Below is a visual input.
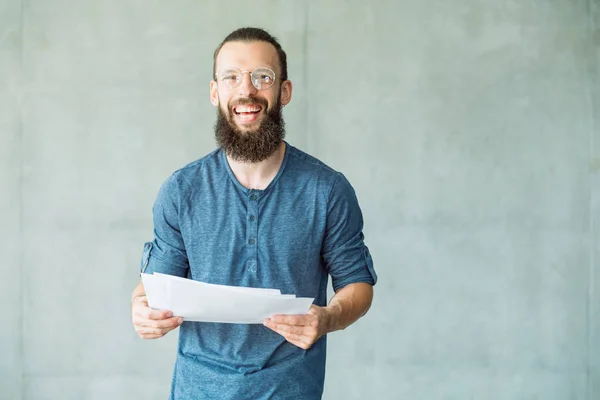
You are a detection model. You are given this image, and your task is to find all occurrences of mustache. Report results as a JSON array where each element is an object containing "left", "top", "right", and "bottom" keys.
[{"left": 229, "top": 97, "right": 268, "bottom": 110}]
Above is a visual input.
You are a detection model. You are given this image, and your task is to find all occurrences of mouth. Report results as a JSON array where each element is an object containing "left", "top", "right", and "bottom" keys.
[{"left": 232, "top": 104, "right": 264, "bottom": 124}]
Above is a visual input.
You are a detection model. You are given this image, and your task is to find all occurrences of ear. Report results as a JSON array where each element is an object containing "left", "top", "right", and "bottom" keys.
[
  {"left": 280, "top": 80, "right": 293, "bottom": 107},
  {"left": 210, "top": 80, "right": 219, "bottom": 107}
]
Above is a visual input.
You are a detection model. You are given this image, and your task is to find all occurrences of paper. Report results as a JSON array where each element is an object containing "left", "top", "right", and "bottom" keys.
[{"left": 141, "top": 272, "right": 314, "bottom": 324}]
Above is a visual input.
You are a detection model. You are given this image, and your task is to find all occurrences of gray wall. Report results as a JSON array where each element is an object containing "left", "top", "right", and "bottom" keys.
[{"left": 1, "top": 1, "right": 599, "bottom": 399}]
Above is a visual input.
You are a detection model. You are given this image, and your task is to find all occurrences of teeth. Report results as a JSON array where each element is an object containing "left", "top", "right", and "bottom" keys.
[{"left": 236, "top": 106, "right": 260, "bottom": 113}]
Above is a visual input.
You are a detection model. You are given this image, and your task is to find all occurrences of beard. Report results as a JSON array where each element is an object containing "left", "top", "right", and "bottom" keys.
[{"left": 214, "top": 95, "right": 286, "bottom": 163}]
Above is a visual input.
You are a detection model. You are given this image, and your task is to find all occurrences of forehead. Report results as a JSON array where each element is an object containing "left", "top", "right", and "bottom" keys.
[{"left": 216, "top": 41, "right": 280, "bottom": 73}]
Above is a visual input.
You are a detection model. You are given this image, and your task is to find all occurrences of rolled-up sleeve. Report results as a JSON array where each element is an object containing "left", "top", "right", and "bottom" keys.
[
  {"left": 140, "top": 175, "right": 189, "bottom": 277},
  {"left": 322, "top": 173, "right": 377, "bottom": 292}
]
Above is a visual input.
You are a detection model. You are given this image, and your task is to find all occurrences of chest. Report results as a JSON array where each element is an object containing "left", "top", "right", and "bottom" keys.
[{"left": 178, "top": 183, "right": 329, "bottom": 290}]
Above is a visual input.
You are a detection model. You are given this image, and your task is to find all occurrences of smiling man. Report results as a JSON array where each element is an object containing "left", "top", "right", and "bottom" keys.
[{"left": 131, "top": 27, "right": 377, "bottom": 400}]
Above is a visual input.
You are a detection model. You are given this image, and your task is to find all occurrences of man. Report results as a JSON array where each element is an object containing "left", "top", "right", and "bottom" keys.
[{"left": 131, "top": 27, "right": 377, "bottom": 400}]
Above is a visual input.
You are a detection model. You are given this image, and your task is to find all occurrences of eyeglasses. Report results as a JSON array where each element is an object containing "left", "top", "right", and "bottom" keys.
[{"left": 215, "top": 67, "right": 280, "bottom": 90}]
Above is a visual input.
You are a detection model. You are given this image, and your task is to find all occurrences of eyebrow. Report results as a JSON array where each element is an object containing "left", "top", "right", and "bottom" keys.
[{"left": 219, "top": 66, "right": 275, "bottom": 73}]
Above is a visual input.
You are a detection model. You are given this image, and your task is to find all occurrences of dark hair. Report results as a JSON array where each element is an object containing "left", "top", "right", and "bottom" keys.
[{"left": 213, "top": 27, "right": 288, "bottom": 81}]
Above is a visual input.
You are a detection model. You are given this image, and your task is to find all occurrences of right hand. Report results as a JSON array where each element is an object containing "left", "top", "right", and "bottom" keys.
[{"left": 132, "top": 295, "right": 183, "bottom": 339}]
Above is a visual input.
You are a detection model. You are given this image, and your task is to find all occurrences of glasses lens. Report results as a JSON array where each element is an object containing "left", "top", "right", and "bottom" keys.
[
  {"left": 220, "top": 70, "right": 242, "bottom": 89},
  {"left": 251, "top": 68, "right": 275, "bottom": 90}
]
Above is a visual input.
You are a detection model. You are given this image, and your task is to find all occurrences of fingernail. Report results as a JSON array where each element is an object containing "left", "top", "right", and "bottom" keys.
[
  {"left": 178, "top": 317, "right": 183, "bottom": 324},
  {"left": 166, "top": 311, "right": 173, "bottom": 317}
]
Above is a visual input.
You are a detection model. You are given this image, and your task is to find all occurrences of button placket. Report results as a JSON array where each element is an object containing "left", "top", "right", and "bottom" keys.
[{"left": 246, "top": 190, "right": 259, "bottom": 273}]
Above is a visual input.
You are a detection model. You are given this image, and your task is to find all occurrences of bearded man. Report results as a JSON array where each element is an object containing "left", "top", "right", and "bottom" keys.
[{"left": 130, "top": 27, "right": 377, "bottom": 400}]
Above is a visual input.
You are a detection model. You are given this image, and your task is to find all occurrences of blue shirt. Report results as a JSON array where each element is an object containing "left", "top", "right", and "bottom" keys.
[{"left": 141, "top": 142, "right": 377, "bottom": 400}]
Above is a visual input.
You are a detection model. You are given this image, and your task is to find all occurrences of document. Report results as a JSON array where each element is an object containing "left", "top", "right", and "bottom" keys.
[{"left": 141, "top": 272, "right": 314, "bottom": 324}]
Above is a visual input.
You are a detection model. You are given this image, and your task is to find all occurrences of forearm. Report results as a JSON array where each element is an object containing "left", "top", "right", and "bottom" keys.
[{"left": 324, "top": 282, "right": 373, "bottom": 333}]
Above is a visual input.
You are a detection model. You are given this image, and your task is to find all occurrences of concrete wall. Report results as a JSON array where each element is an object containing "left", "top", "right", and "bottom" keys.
[
  {"left": 590, "top": 0, "right": 600, "bottom": 397},
  {"left": 1, "top": 1, "right": 598, "bottom": 399}
]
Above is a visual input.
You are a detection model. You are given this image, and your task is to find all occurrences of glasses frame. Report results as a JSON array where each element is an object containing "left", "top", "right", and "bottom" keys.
[{"left": 214, "top": 67, "right": 282, "bottom": 91}]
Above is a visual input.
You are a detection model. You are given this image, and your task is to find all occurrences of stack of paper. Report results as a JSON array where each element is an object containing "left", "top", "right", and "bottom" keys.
[{"left": 141, "top": 272, "right": 314, "bottom": 324}]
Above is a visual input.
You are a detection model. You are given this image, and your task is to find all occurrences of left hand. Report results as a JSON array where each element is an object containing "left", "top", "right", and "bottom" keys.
[{"left": 263, "top": 305, "right": 330, "bottom": 350}]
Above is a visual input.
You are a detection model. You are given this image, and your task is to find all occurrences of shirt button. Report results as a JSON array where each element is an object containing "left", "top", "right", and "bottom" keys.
[
  {"left": 249, "top": 215, "right": 255, "bottom": 221},
  {"left": 249, "top": 194, "right": 257, "bottom": 201},
  {"left": 248, "top": 238, "right": 255, "bottom": 245}
]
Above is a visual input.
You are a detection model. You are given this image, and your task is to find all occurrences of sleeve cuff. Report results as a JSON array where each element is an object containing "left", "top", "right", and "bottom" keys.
[
  {"left": 331, "top": 264, "right": 377, "bottom": 292},
  {"left": 140, "top": 241, "right": 188, "bottom": 277}
]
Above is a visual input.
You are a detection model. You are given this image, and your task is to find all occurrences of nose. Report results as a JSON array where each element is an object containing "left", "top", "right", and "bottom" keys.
[{"left": 236, "top": 71, "right": 258, "bottom": 97}]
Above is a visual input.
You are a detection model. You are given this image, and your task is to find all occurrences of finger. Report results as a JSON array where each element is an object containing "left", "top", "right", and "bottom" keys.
[
  {"left": 264, "top": 323, "right": 309, "bottom": 343},
  {"left": 264, "top": 321, "right": 305, "bottom": 336},
  {"left": 141, "top": 335, "right": 162, "bottom": 340},
  {"left": 133, "top": 314, "right": 181, "bottom": 329},
  {"left": 287, "top": 339, "right": 312, "bottom": 350},
  {"left": 134, "top": 306, "right": 173, "bottom": 321},
  {"left": 268, "top": 314, "right": 311, "bottom": 326},
  {"left": 139, "top": 331, "right": 166, "bottom": 340},
  {"left": 275, "top": 330, "right": 313, "bottom": 350},
  {"left": 136, "top": 324, "right": 178, "bottom": 337},
  {"left": 139, "top": 316, "right": 183, "bottom": 329},
  {"left": 278, "top": 331, "right": 306, "bottom": 343},
  {"left": 137, "top": 327, "right": 164, "bottom": 336},
  {"left": 136, "top": 326, "right": 163, "bottom": 337},
  {"left": 263, "top": 322, "right": 294, "bottom": 338},
  {"left": 155, "top": 316, "right": 184, "bottom": 329}
]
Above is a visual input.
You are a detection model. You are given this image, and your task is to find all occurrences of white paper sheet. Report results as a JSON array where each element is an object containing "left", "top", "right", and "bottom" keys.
[
  {"left": 153, "top": 272, "right": 284, "bottom": 295},
  {"left": 140, "top": 273, "right": 170, "bottom": 310},
  {"left": 141, "top": 273, "right": 314, "bottom": 324}
]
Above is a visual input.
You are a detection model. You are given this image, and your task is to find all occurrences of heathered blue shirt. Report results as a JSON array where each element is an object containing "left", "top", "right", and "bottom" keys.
[{"left": 140, "top": 142, "right": 377, "bottom": 400}]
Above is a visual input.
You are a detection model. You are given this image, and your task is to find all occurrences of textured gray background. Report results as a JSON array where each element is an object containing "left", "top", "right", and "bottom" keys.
[{"left": 1, "top": 0, "right": 599, "bottom": 399}]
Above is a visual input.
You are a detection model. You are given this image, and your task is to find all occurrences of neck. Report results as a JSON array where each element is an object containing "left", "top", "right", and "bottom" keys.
[{"left": 226, "top": 142, "right": 286, "bottom": 190}]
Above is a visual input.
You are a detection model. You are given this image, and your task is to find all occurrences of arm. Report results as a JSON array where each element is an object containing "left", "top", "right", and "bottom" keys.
[
  {"left": 323, "top": 282, "right": 373, "bottom": 333},
  {"left": 264, "top": 174, "right": 377, "bottom": 349},
  {"left": 131, "top": 175, "right": 189, "bottom": 339},
  {"left": 264, "top": 283, "right": 374, "bottom": 349}
]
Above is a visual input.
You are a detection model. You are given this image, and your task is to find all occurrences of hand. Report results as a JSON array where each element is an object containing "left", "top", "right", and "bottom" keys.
[
  {"left": 131, "top": 295, "right": 183, "bottom": 339},
  {"left": 263, "top": 305, "right": 330, "bottom": 350}
]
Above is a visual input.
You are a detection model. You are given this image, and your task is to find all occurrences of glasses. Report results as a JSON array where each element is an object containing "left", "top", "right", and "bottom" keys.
[{"left": 215, "top": 67, "right": 280, "bottom": 90}]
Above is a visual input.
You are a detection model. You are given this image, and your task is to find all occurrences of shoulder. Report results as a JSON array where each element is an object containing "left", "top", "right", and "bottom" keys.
[
  {"left": 158, "top": 148, "right": 221, "bottom": 197},
  {"left": 285, "top": 144, "right": 337, "bottom": 175},
  {"left": 285, "top": 143, "right": 354, "bottom": 198},
  {"left": 285, "top": 143, "right": 345, "bottom": 186}
]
